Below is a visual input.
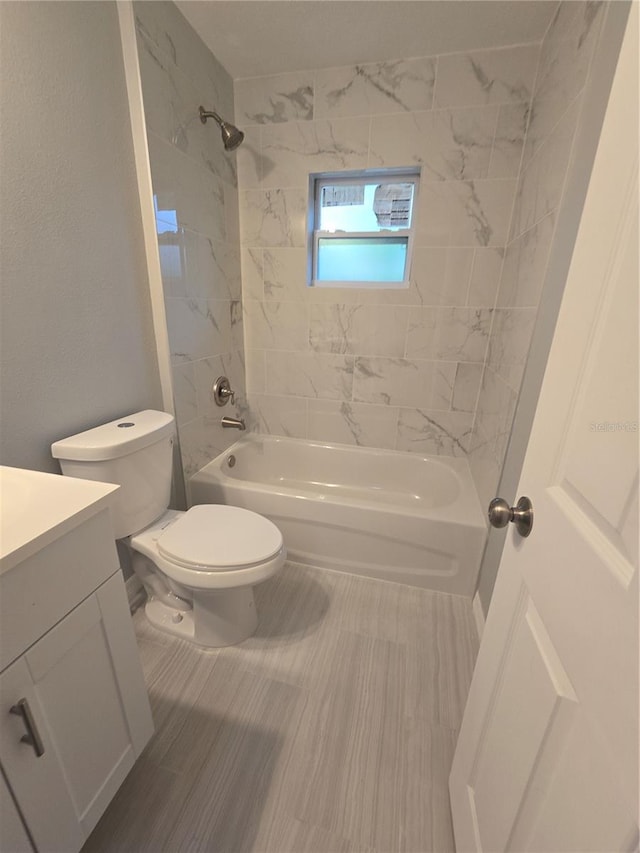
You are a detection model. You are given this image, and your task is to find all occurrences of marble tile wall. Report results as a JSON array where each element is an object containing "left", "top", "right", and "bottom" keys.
[
  {"left": 134, "top": 2, "right": 245, "bottom": 479},
  {"left": 468, "top": 0, "right": 607, "bottom": 509},
  {"left": 235, "top": 43, "right": 540, "bottom": 457}
]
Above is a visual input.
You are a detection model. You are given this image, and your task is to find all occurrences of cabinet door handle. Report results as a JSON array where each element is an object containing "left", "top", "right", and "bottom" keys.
[{"left": 10, "top": 698, "right": 45, "bottom": 757}]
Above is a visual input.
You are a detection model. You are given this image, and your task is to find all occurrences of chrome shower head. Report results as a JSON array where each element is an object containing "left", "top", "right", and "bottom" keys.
[{"left": 199, "top": 106, "right": 245, "bottom": 151}]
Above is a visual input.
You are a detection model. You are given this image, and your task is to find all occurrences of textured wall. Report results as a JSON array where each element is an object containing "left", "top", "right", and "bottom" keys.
[
  {"left": 235, "top": 44, "right": 539, "bottom": 455},
  {"left": 0, "top": 1, "right": 161, "bottom": 474},
  {"left": 468, "top": 1, "right": 610, "bottom": 513},
  {"left": 134, "top": 1, "right": 245, "bottom": 479}
]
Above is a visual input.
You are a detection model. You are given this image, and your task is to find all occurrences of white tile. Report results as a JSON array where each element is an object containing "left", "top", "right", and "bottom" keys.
[
  {"left": 353, "top": 357, "right": 455, "bottom": 410},
  {"left": 245, "top": 349, "right": 266, "bottom": 394},
  {"left": 266, "top": 351, "right": 354, "bottom": 400},
  {"left": 309, "top": 304, "right": 409, "bottom": 357},
  {"left": 307, "top": 399, "right": 399, "bottom": 449},
  {"left": 261, "top": 117, "right": 369, "bottom": 188},
  {"left": 172, "top": 362, "right": 198, "bottom": 426},
  {"left": 434, "top": 44, "right": 539, "bottom": 108},
  {"left": 263, "top": 248, "right": 308, "bottom": 300},
  {"left": 467, "top": 416, "right": 501, "bottom": 511},
  {"left": 497, "top": 213, "right": 555, "bottom": 308},
  {"left": 451, "top": 363, "right": 483, "bottom": 413},
  {"left": 488, "top": 103, "right": 529, "bottom": 179},
  {"left": 415, "top": 179, "right": 517, "bottom": 247},
  {"left": 149, "top": 132, "right": 226, "bottom": 242},
  {"left": 243, "top": 300, "right": 310, "bottom": 351},
  {"left": 474, "top": 366, "right": 519, "bottom": 462},
  {"left": 134, "top": 3, "right": 234, "bottom": 125},
  {"left": 239, "top": 189, "right": 307, "bottom": 247},
  {"left": 247, "top": 394, "right": 308, "bottom": 438},
  {"left": 235, "top": 72, "right": 314, "bottom": 126},
  {"left": 396, "top": 409, "right": 473, "bottom": 456},
  {"left": 235, "top": 125, "right": 262, "bottom": 188},
  {"left": 370, "top": 106, "right": 497, "bottom": 180},
  {"left": 165, "top": 297, "right": 231, "bottom": 363},
  {"left": 467, "top": 248, "right": 504, "bottom": 307},
  {"left": 410, "top": 248, "right": 474, "bottom": 306},
  {"left": 406, "top": 307, "right": 491, "bottom": 362},
  {"left": 316, "top": 57, "right": 436, "bottom": 118},
  {"left": 487, "top": 307, "right": 537, "bottom": 391},
  {"left": 178, "top": 415, "right": 235, "bottom": 478},
  {"left": 136, "top": 34, "right": 238, "bottom": 189},
  {"left": 241, "top": 248, "right": 264, "bottom": 301},
  {"left": 525, "top": 1, "right": 604, "bottom": 164},
  {"left": 510, "top": 99, "right": 578, "bottom": 240}
]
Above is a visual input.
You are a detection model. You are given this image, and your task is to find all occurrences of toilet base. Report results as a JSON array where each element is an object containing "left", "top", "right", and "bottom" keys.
[{"left": 144, "top": 585, "right": 258, "bottom": 648}]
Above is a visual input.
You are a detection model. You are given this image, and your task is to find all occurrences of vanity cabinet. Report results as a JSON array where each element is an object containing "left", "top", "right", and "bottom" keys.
[{"left": 0, "top": 467, "right": 154, "bottom": 853}]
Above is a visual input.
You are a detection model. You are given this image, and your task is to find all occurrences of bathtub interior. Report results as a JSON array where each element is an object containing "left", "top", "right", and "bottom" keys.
[{"left": 215, "top": 435, "right": 465, "bottom": 511}]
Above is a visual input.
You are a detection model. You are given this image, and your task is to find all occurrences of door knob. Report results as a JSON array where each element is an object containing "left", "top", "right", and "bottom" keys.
[{"left": 488, "top": 496, "right": 534, "bottom": 537}]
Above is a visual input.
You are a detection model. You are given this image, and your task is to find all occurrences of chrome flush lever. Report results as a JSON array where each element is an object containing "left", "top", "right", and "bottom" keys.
[{"left": 10, "top": 698, "right": 45, "bottom": 757}]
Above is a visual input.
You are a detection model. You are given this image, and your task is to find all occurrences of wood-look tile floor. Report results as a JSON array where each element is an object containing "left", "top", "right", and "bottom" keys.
[{"left": 83, "top": 563, "right": 478, "bottom": 853}]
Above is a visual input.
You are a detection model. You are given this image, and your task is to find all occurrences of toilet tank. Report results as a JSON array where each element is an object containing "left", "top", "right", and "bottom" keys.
[{"left": 51, "top": 410, "right": 175, "bottom": 539}]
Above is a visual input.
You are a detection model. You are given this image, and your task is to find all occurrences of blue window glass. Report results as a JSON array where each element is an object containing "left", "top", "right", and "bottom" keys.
[{"left": 317, "top": 237, "right": 408, "bottom": 282}]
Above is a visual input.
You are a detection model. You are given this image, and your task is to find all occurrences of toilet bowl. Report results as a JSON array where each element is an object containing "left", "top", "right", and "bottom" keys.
[
  {"left": 51, "top": 410, "right": 286, "bottom": 648},
  {"left": 129, "top": 505, "right": 285, "bottom": 646}
]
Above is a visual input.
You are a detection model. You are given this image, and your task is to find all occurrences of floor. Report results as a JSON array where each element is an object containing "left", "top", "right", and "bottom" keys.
[{"left": 83, "top": 562, "right": 479, "bottom": 853}]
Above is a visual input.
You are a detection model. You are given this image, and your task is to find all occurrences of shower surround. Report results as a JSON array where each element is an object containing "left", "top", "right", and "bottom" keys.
[
  {"left": 235, "top": 0, "right": 608, "bottom": 515},
  {"left": 132, "top": 0, "right": 608, "bottom": 528},
  {"left": 134, "top": 1, "right": 246, "bottom": 478},
  {"left": 234, "top": 43, "right": 540, "bottom": 464}
]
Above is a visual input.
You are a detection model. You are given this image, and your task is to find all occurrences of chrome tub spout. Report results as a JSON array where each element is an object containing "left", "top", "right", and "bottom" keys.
[{"left": 221, "top": 416, "right": 246, "bottom": 430}]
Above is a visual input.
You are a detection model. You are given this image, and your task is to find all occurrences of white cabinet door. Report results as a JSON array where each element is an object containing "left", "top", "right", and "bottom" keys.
[
  {"left": 0, "top": 573, "right": 153, "bottom": 852},
  {"left": 0, "top": 763, "right": 35, "bottom": 852},
  {"left": 449, "top": 10, "right": 638, "bottom": 852}
]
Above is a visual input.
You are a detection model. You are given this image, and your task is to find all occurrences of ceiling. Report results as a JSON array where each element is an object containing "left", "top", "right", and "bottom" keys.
[{"left": 176, "top": 1, "right": 557, "bottom": 80}]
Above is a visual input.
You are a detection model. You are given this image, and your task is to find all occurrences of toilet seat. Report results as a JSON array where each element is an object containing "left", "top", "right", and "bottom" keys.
[
  {"left": 157, "top": 505, "right": 283, "bottom": 571},
  {"left": 130, "top": 506, "right": 286, "bottom": 592}
]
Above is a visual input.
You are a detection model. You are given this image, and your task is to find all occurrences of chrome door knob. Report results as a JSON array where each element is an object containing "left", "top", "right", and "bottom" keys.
[{"left": 488, "top": 496, "right": 534, "bottom": 538}]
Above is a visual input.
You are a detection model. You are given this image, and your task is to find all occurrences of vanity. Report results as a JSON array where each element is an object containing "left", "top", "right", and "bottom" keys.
[{"left": 0, "top": 466, "right": 153, "bottom": 852}]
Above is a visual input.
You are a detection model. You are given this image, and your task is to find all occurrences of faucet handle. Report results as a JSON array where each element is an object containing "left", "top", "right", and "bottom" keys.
[{"left": 212, "top": 376, "right": 235, "bottom": 407}]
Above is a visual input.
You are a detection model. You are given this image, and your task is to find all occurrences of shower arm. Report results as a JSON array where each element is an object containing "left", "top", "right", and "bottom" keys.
[{"left": 199, "top": 107, "right": 223, "bottom": 127}]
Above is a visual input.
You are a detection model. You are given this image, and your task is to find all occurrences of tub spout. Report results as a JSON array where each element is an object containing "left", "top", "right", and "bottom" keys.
[{"left": 221, "top": 416, "right": 246, "bottom": 430}]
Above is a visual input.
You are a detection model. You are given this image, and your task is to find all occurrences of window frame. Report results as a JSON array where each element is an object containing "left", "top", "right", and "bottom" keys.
[{"left": 308, "top": 168, "right": 420, "bottom": 289}]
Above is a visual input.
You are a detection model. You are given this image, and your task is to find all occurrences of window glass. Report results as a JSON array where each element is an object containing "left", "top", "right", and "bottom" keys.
[{"left": 310, "top": 170, "right": 419, "bottom": 287}]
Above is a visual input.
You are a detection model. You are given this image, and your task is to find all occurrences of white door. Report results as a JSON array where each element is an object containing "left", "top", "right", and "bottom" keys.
[{"left": 449, "top": 9, "right": 638, "bottom": 852}]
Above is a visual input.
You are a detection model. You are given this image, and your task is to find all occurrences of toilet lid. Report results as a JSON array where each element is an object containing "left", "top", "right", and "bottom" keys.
[{"left": 157, "top": 505, "right": 283, "bottom": 570}]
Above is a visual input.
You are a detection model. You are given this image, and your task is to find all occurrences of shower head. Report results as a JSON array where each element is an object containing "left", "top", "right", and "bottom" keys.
[{"left": 199, "top": 106, "right": 245, "bottom": 151}]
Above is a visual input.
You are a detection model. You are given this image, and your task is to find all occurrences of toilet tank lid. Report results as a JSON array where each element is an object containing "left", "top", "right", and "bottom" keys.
[{"left": 51, "top": 410, "right": 175, "bottom": 462}]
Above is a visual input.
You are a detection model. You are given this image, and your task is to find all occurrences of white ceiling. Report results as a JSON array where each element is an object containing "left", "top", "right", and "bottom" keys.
[{"left": 176, "top": 1, "right": 556, "bottom": 80}]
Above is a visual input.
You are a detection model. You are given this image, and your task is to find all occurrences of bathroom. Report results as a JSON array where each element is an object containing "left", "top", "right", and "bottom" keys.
[{"left": 1, "top": 0, "right": 637, "bottom": 850}]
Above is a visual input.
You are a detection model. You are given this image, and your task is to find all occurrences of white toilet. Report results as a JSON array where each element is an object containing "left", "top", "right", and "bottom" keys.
[{"left": 51, "top": 410, "right": 285, "bottom": 647}]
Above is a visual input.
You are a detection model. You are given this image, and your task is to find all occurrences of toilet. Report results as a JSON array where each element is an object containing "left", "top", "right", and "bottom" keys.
[{"left": 51, "top": 410, "right": 285, "bottom": 647}]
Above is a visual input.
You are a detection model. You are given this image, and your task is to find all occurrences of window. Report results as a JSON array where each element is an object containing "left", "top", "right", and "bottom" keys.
[{"left": 309, "top": 169, "right": 419, "bottom": 288}]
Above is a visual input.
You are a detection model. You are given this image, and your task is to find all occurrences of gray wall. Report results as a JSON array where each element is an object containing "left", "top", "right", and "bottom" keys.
[{"left": 0, "top": 1, "right": 161, "bottom": 474}]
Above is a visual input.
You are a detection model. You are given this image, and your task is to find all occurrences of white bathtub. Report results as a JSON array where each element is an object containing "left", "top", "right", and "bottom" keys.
[{"left": 189, "top": 435, "right": 487, "bottom": 596}]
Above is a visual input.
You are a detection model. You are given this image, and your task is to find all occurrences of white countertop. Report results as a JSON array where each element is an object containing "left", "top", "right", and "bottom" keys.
[{"left": 0, "top": 466, "right": 119, "bottom": 574}]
